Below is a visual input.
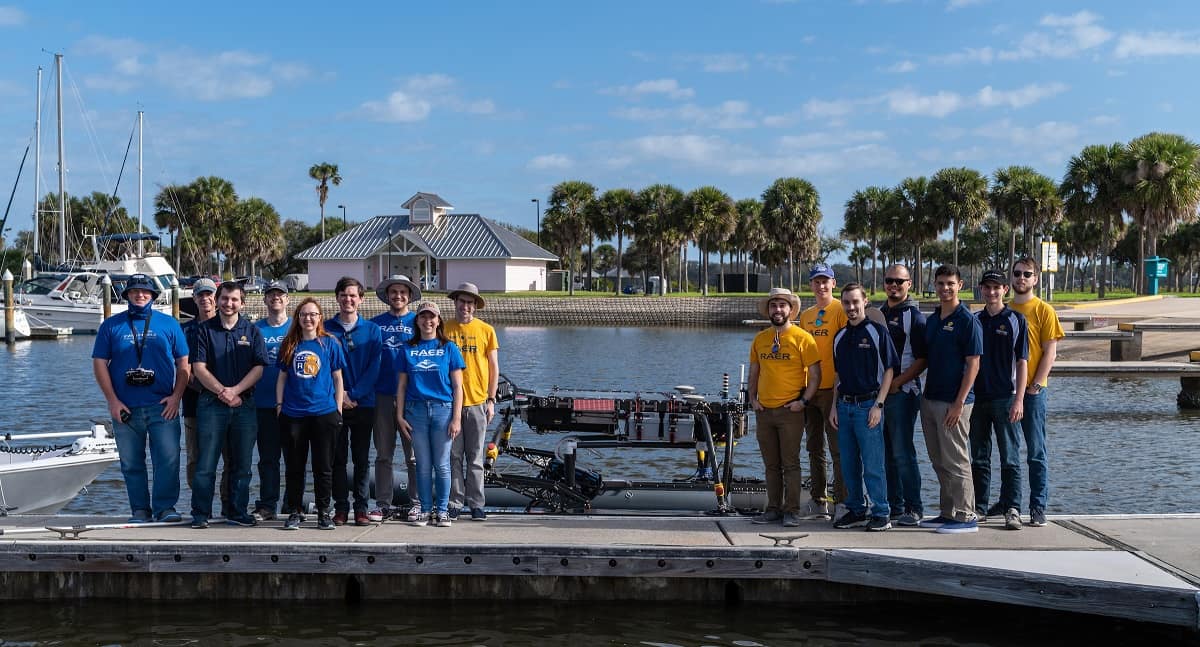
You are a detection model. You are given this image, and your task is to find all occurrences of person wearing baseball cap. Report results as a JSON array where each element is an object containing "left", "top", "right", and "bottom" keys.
[
  {"left": 250, "top": 281, "right": 291, "bottom": 521},
  {"left": 748, "top": 287, "right": 821, "bottom": 527},
  {"left": 799, "top": 262, "right": 849, "bottom": 522},
  {"left": 181, "top": 275, "right": 230, "bottom": 518},
  {"left": 370, "top": 275, "right": 423, "bottom": 522},
  {"left": 968, "top": 269, "right": 1029, "bottom": 532}
]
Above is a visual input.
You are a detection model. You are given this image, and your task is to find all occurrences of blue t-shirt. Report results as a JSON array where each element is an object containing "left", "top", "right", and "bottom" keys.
[
  {"left": 191, "top": 315, "right": 268, "bottom": 396},
  {"left": 974, "top": 307, "right": 1029, "bottom": 401},
  {"left": 879, "top": 299, "right": 927, "bottom": 395},
  {"left": 279, "top": 336, "right": 346, "bottom": 418},
  {"left": 253, "top": 317, "right": 291, "bottom": 409},
  {"left": 398, "top": 338, "right": 465, "bottom": 403},
  {"left": 923, "top": 303, "right": 984, "bottom": 404},
  {"left": 324, "top": 316, "right": 383, "bottom": 408},
  {"left": 92, "top": 310, "right": 189, "bottom": 409},
  {"left": 372, "top": 311, "right": 416, "bottom": 397},
  {"left": 832, "top": 320, "right": 901, "bottom": 397}
]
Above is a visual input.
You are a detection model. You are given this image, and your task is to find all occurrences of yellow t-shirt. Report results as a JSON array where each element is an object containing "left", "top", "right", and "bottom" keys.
[
  {"left": 1008, "top": 296, "right": 1064, "bottom": 387},
  {"left": 443, "top": 318, "right": 499, "bottom": 406},
  {"left": 799, "top": 300, "right": 847, "bottom": 389},
  {"left": 750, "top": 325, "right": 820, "bottom": 408}
]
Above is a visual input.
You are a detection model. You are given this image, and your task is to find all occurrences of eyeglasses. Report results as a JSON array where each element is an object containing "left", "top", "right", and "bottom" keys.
[
  {"left": 884, "top": 277, "right": 909, "bottom": 285},
  {"left": 298, "top": 312, "right": 321, "bottom": 319},
  {"left": 814, "top": 309, "right": 826, "bottom": 327},
  {"left": 1012, "top": 270, "right": 1035, "bottom": 278}
]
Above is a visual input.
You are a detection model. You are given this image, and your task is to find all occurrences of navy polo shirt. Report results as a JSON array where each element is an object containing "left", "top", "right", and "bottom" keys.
[
  {"left": 879, "top": 300, "right": 927, "bottom": 394},
  {"left": 325, "top": 316, "right": 384, "bottom": 407},
  {"left": 832, "top": 320, "right": 901, "bottom": 396},
  {"left": 192, "top": 315, "right": 268, "bottom": 393},
  {"left": 923, "top": 303, "right": 984, "bottom": 404},
  {"left": 974, "top": 306, "right": 1029, "bottom": 401},
  {"left": 181, "top": 317, "right": 205, "bottom": 417}
]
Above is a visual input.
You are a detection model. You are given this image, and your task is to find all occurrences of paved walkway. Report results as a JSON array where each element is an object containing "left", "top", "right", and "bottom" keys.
[{"left": 1057, "top": 296, "right": 1200, "bottom": 361}]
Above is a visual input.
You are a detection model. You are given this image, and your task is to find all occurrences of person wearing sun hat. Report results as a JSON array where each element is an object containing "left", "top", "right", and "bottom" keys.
[
  {"left": 799, "top": 262, "right": 849, "bottom": 522},
  {"left": 747, "top": 287, "right": 821, "bottom": 527},
  {"left": 370, "top": 275, "right": 423, "bottom": 522}
]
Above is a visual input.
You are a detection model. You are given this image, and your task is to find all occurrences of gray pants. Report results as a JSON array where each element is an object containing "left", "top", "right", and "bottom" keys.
[
  {"left": 450, "top": 403, "right": 489, "bottom": 510},
  {"left": 920, "top": 398, "right": 976, "bottom": 522},
  {"left": 373, "top": 394, "right": 419, "bottom": 509}
]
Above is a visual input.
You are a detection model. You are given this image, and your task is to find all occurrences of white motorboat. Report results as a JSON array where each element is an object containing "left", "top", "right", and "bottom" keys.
[
  {"left": 0, "top": 424, "right": 119, "bottom": 515},
  {"left": 10, "top": 268, "right": 176, "bottom": 334},
  {"left": 0, "top": 305, "right": 31, "bottom": 339}
]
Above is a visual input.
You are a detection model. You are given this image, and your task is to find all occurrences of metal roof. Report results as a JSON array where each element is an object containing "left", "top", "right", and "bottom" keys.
[
  {"left": 401, "top": 192, "right": 453, "bottom": 209},
  {"left": 297, "top": 213, "right": 558, "bottom": 262}
]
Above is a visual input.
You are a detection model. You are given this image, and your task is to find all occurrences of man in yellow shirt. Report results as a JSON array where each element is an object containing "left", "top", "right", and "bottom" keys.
[
  {"left": 443, "top": 282, "right": 500, "bottom": 522},
  {"left": 748, "top": 288, "right": 821, "bottom": 527},
  {"left": 799, "top": 263, "right": 848, "bottom": 520},
  {"left": 1007, "top": 257, "right": 1064, "bottom": 528}
]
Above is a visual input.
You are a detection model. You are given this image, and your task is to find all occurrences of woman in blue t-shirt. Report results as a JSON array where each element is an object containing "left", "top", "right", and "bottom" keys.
[
  {"left": 397, "top": 301, "right": 464, "bottom": 527},
  {"left": 275, "top": 297, "right": 345, "bottom": 531}
]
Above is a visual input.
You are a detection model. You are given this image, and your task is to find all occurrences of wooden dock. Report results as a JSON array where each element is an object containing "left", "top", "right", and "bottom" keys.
[{"left": 0, "top": 513, "right": 1196, "bottom": 632}]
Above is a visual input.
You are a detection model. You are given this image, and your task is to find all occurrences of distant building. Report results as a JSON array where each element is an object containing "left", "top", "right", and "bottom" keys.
[{"left": 297, "top": 192, "right": 558, "bottom": 291}]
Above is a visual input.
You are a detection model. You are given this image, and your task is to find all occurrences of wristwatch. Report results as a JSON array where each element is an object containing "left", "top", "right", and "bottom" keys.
[
  {"left": 875, "top": 402, "right": 884, "bottom": 410},
  {"left": 798, "top": 397, "right": 809, "bottom": 407}
]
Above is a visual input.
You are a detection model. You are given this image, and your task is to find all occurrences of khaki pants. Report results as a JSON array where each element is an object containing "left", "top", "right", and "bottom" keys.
[
  {"left": 919, "top": 398, "right": 976, "bottom": 522},
  {"left": 805, "top": 388, "right": 846, "bottom": 504},
  {"left": 755, "top": 406, "right": 806, "bottom": 514}
]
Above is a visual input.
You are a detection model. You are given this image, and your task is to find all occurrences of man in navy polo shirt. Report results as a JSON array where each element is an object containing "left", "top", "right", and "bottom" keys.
[
  {"left": 829, "top": 283, "right": 900, "bottom": 532},
  {"left": 918, "top": 264, "right": 983, "bottom": 534},
  {"left": 969, "top": 269, "right": 1028, "bottom": 531},
  {"left": 190, "top": 281, "right": 268, "bottom": 528},
  {"left": 370, "top": 275, "right": 421, "bottom": 522},
  {"left": 878, "top": 264, "right": 928, "bottom": 526},
  {"left": 92, "top": 274, "right": 190, "bottom": 523}
]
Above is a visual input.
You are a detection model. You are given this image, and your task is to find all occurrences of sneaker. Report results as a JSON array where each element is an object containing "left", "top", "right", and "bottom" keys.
[
  {"left": 751, "top": 510, "right": 783, "bottom": 524},
  {"left": 782, "top": 512, "right": 801, "bottom": 527},
  {"left": 1004, "top": 507, "right": 1022, "bottom": 531},
  {"left": 866, "top": 516, "right": 892, "bottom": 532},
  {"left": 354, "top": 511, "right": 371, "bottom": 526},
  {"left": 799, "top": 499, "right": 831, "bottom": 521},
  {"left": 190, "top": 516, "right": 209, "bottom": 529},
  {"left": 283, "top": 513, "right": 302, "bottom": 530},
  {"left": 435, "top": 512, "right": 452, "bottom": 528},
  {"left": 935, "top": 518, "right": 979, "bottom": 534},
  {"left": 897, "top": 511, "right": 922, "bottom": 527},
  {"left": 984, "top": 502, "right": 1005, "bottom": 520},
  {"left": 833, "top": 503, "right": 849, "bottom": 523},
  {"left": 833, "top": 510, "right": 868, "bottom": 529},
  {"left": 447, "top": 508, "right": 461, "bottom": 520},
  {"left": 918, "top": 515, "right": 955, "bottom": 529},
  {"left": 406, "top": 507, "right": 422, "bottom": 523},
  {"left": 410, "top": 511, "right": 430, "bottom": 527},
  {"left": 226, "top": 515, "right": 258, "bottom": 527},
  {"left": 317, "top": 513, "right": 335, "bottom": 530},
  {"left": 252, "top": 507, "right": 276, "bottom": 522},
  {"left": 889, "top": 510, "right": 903, "bottom": 521},
  {"left": 366, "top": 507, "right": 387, "bottom": 523},
  {"left": 470, "top": 507, "right": 487, "bottom": 521},
  {"left": 128, "top": 510, "right": 152, "bottom": 524},
  {"left": 332, "top": 510, "right": 348, "bottom": 526},
  {"left": 1029, "top": 507, "right": 1047, "bottom": 527},
  {"left": 156, "top": 509, "right": 182, "bottom": 523}
]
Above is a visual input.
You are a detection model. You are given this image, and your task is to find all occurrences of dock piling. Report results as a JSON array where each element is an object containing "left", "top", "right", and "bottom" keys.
[
  {"left": 3, "top": 269, "right": 13, "bottom": 345},
  {"left": 100, "top": 274, "right": 112, "bottom": 320},
  {"left": 1180, "top": 351, "right": 1200, "bottom": 410}
]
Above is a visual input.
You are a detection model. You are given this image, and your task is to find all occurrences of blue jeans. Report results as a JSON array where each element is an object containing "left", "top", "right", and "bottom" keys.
[
  {"left": 192, "top": 393, "right": 257, "bottom": 519},
  {"left": 112, "top": 403, "right": 181, "bottom": 518},
  {"left": 406, "top": 400, "right": 453, "bottom": 514},
  {"left": 255, "top": 408, "right": 283, "bottom": 513},
  {"left": 968, "top": 397, "right": 1023, "bottom": 513},
  {"left": 836, "top": 400, "right": 889, "bottom": 519},
  {"left": 1021, "top": 389, "right": 1049, "bottom": 511},
  {"left": 883, "top": 389, "right": 923, "bottom": 516}
]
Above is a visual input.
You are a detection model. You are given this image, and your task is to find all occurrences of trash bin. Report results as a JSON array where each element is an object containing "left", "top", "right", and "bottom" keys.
[{"left": 1143, "top": 256, "right": 1170, "bottom": 295}]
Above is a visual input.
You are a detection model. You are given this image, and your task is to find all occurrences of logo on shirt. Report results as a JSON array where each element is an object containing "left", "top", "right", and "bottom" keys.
[
  {"left": 413, "top": 359, "right": 439, "bottom": 371},
  {"left": 293, "top": 350, "right": 320, "bottom": 379},
  {"left": 810, "top": 329, "right": 829, "bottom": 336},
  {"left": 858, "top": 338, "right": 873, "bottom": 349},
  {"left": 759, "top": 351, "right": 792, "bottom": 360},
  {"left": 943, "top": 321, "right": 955, "bottom": 332},
  {"left": 384, "top": 336, "right": 408, "bottom": 349},
  {"left": 237, "top": 334, "right": 251, "bottom": 346},
  {"left": 995, "top": 324, "right": 1010, "bottom": 337}
]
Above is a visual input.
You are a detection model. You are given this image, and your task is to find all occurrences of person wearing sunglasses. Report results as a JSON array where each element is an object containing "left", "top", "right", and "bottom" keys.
[
  {"left": 748, "top": 288, "right": 821, "bottom": 527},
  {"left": 799, "top": 262, "right": 849, "bottom": 522},
  {"left": 1007, "top": 257, "right": 1064, "bottom": 528},
  {"left": 877, "top": 265, "right": 928, "bottom": 527}
]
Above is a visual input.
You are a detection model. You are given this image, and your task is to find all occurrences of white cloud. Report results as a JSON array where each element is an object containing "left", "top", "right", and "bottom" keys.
[
  {"left": 528, "top": 154, "right": 574, "bottom": 171},
  {"left": 999, "top": 11, "right": 1112, "bottom": 60},
  {"left": 885, "top": 89, "right": 964, "bottom": 117},
  {"left": 698, "top": 54, "right": 749, "bottom": 73},
  {"left": 1115, "top": 31, "right": 1200, "bottom": 58},
  {"left": 803, "top": 98, "right": 858, "bottom": 119},
  {"left": 359, "top": 74, "right": 495, "bottom": 122},
  {"left": 620, "top": 134, "right": 899, "bottom": 176},
  {"left": 359, "top": 90, "right": 432, "bottom": 122},
  {"left": 885, "top": 60, "right": 918, "bottom": 73},
  {"left": 0, "top": 6, "right": 26, "bottom": 26},
  {"left": 932, "top": 46, "right": 995, "bottom": 65},
  {"left": 778, "top": 130, "right": 886, "bottom": 149},
  {"left": 974, "top": 118, "right": 1080, "bottom": 147},
  {"left": 602, "top": 78, "right": 694, "bottom": 100},
  {"left": 613, "top": 100, "right": 757, "bottom": 129},
  {"left": 975, "top": 82, "right": 1068, "bottom": 108}
]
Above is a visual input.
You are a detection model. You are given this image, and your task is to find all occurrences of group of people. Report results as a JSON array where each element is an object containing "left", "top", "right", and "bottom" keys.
[
  {"left": 91, "top": 274, "right": 499, "bottom": 530},
  {"left": 749, "top": 258, "right": 1062, "bottom": 534}
]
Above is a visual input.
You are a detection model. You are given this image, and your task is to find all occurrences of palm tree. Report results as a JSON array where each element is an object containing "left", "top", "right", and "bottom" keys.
[
  {"left": 842, "top": 186, "right": 892, "bottom": 293},
  {"left": 229, "top": 197, "right": 284, "bottom": 276},
  {"left": 589, "top": 188, "right": 637, "bottom": 294},
  {"left": 731, "top": 198, "right": 766, "bottom": 292},
  {"left": 154, "top": 183, "right": 197, "bottom": 272},
  {"left": 685, "top": 186, "right": 737, "bottom": 296},
  {"left": 1060, "top": 144, "right": 1128, "bottom": 298},
  {"left": 760, "top": 178, "right": 822, "bottom": 290},
  {"left": 308, "top": 162, "right": 342, "bottom": 241},
  {"left": 896, "top": 176, "right": 937, "bottom": 291},
  {"left": 191, "top": 176, "right": 239, "bottom": 275},
  {"left": 1124, "top": 132, "right": 1200, "bottom": 293},
  {"left": 544, "top": 180, "right": 596, "bottom": 296},
  {"left": 635, "top": 184, "right": 685, "bottom": 295},
  {"left": 990, "top": 166, "right": 1063, "bottom": 272},
  {"left": 583, "top": 188, "right": 619, "bottom": 291},
  {"left": 930, "top": 167, "right": 990, "bottom": 267}
]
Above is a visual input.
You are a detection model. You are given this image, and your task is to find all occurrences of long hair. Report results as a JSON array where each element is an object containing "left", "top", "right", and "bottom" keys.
[
  {"left": 408, "top": 311, "right": 450, "bottom": 347},
  {"left": 280, "top": 297, "right": 331, "bottom": 365}
]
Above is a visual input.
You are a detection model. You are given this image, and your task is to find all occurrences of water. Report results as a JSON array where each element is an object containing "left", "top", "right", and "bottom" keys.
[{"left": 3, "top": 328, "right": 1200, "bottom": 645}]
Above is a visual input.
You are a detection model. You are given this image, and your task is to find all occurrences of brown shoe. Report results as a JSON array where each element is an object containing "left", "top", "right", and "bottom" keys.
[
  {"left": 332, "top": 510, "right": 348, "bottom": 526},
  {"left": 354, "top": 511, "right": 370, "bottom": 526}
]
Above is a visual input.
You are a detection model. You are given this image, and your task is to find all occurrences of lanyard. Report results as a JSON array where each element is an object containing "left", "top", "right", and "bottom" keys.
[{"left": 125, "top": 312, "right": 154, "bottom": 368}]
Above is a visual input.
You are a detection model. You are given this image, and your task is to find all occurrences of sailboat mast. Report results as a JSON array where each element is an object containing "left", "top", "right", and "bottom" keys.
[
  {"left": 137, "top": 110, "right": 143, "bottom": 257},
  {"left": 33, "top": 66, "right": 41, "bottom": 257},
  {"left": 55, "top": 53, "right": 66, "bottom": 264}
]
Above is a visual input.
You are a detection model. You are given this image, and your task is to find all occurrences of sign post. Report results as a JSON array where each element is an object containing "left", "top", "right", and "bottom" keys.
[{"left": 1041, "top": 240, "right": 1059, "bottom": 301}]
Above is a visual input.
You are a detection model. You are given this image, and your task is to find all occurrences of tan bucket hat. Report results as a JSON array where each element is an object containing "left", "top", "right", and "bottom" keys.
[
  {"left": 447, "top": 282, "right": 486, "bottom": 309},
  {"left": 758, "top": 287, "right": 800, "bottom": 319}
]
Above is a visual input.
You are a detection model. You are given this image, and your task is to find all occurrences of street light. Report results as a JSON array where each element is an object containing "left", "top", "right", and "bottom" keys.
[
  {"left": 338, "top": 204, "right": 347, "bottom": 228},
  {"left": 530, "top": 198, "right": 540, "bottom": 247}
]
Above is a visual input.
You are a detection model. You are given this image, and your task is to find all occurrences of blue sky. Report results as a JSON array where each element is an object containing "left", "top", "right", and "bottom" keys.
[{"left": 1, "top": 1, "right": 1198, "bottom": 258}]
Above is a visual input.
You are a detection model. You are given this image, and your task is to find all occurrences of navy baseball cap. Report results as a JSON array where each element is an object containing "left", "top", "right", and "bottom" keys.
[
  {"left": 979, "top": 269, "right": 1008, "bottom": 286},
  {"left": 808, "top": 263, "right": 835, "bottom": 280},
  {"left": 265, "top": 280, "right": 289, "bottom": 294}
]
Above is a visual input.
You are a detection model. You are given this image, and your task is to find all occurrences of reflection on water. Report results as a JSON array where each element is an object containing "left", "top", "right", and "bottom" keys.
[{"left": 4, "top": 327, "right": 1200, "bottom": 515}]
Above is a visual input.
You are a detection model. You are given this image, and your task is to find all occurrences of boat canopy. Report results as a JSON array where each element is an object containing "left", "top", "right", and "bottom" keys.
[{"left": 96, "top": 233, "right": 161, "bottom": 243}]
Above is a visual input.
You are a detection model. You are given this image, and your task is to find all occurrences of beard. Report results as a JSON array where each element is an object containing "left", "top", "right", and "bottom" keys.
[
  {"left": 770, "top": 312, "right": 788, "bottom": 326},
  {"left": 1012, "top": 283, "right": 1033, "bottom": 295}
]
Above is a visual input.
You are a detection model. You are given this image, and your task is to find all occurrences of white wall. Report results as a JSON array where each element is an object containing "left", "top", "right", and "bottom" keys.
[
  {"left": 444, "top": 260, "right": 509, "bottom": 292},
  {"left": 504, "top": 260, "right": 546, "bottom": 291}
]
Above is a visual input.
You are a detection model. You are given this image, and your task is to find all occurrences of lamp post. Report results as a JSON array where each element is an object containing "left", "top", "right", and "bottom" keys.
[
  {"left": 530, "top": 198, "right": 540, "bottom": 247},
  {"left": 338, "top": 204, "right": 346, "bottom": 228}
]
